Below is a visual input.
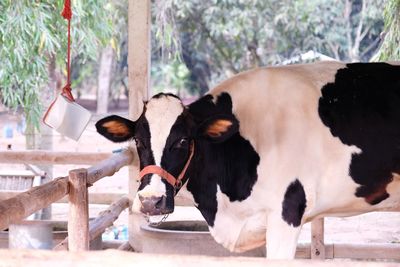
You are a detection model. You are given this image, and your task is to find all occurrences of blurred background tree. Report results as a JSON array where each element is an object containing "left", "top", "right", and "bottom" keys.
[
  {"left": 154, "top": 0, "right": 386, "bottom": 94},
  {"left": 373, "top": 0, "right": 400, "bottom": 61},
  {"left": 0, "top": 0, "right": 115, "bottom": 130},
  {"left": 1, "top": 0, "right": 399, "bottom": 137},
  {"left": 0, "top": 0, "right": 118, "bottom": 218}
]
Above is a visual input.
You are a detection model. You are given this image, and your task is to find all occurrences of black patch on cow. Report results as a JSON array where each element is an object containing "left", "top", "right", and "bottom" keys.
[
  {"left": 133, "top": 115, "right": 158, "bottom": 191},
  {"left": 186, "top": 93, "right": 260, "bottom": 226},
  {"left": 282, "top": 179, "right": 306, "bottom": 227},
  {"left": 161, "top": 114, "right": 194, "bottom": 178},
  {"left": 318, "top": 63, "right": 400, "bottom": 205},
  {"left": 160, "top": 113, "right": 194, "bottom": 200}
]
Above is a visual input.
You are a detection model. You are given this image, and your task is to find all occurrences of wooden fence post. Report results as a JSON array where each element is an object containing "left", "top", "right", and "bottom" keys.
[
  {"left": 311, "top": 218, "right": 325, "bottom": 259},
  {"left": 128, "top": 0, "right": 151, "bottom": 252},
  {"left": 68, "top": 169, "right": 89, "bottom": 251}
]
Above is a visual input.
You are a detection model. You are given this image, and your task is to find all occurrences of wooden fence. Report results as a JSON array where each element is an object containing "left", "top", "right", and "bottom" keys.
[
  {"left": 0, "top": 149, "right": 399, "bottom": 262},
  {"left": 0, "top": 149, "right": 134, "bottom": 251},
  {"left": 0, "top": 150, "right": 111, "bottom": 165}
]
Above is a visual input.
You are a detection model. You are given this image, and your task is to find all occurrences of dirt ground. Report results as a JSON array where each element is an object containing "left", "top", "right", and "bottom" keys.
[{"left": 0, "top": 100, "right": 399, "bottom": 245}]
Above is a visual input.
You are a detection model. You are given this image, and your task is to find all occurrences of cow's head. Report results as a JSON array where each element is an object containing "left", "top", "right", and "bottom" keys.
[{"left": 96, "top": 93, "right": 238, "bottom": 216}]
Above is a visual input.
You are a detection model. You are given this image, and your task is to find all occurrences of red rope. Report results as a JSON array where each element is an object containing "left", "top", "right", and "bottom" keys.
[{"left": 61, "top": 0, "right": 74, "bottom": 101}]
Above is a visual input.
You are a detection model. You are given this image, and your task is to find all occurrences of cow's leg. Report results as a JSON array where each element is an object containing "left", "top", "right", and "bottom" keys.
[{"left": 266, "top": 212, "right": 302, "bottom": 259}]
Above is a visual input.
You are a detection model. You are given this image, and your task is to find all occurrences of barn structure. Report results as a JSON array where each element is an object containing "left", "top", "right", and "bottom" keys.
[{"left": 0, "top": 0, "right": 399, "bottom": 266}]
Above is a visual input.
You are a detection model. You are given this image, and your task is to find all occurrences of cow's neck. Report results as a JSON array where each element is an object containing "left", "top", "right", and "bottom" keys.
[{"left": 186, "top": 133, "right": 260, "bottom": 226}]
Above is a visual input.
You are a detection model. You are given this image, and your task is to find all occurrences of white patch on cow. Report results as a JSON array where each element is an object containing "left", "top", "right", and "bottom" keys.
[
  {"left": 266, "top": 212, "right": 302, "bottom": 259},
  {"left": 136, "top": 96, "right": 184, "bottom": 198},
  {"left": 145, "top": 96, "right": 184, "bottom": 165},
  {"left": 208, "top": 186, "right": 267, "bottom": 252},
  {"left": 139, "top": 176, "right": 167, "bottom": 198},
  {"left": 133, "top": 176, "right": 167, "bottom": 213}
]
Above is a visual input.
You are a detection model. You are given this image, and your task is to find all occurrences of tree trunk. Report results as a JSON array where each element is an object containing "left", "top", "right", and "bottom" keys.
[
  {"left": 97, "top": 46, "right": 114, "bottom": 114},
  {"left": 181, "top": 33, "right": 211, "bottom": 96},
  {"left": 25, "top": 124, "right": 35, "bottom": 150},
  {"left": 35, "top": 54, "right": 57, "bottom": 220}
]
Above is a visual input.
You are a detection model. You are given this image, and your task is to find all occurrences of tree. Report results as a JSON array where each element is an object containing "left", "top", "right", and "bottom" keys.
[
  {"left": 97, "top": 45, "right": 114, "bottom": 114},
  {"left": 373, "top": 0, "right": 400, "bottom": 60},
  {"left": 153, "top": 0, "right": 385, "bottom": 95},
  {"left": 0, "top": 0, "right": 115, "bottom": 219},
  {"left": 0, "top": 0, "right": 114, "bottom": 129}
]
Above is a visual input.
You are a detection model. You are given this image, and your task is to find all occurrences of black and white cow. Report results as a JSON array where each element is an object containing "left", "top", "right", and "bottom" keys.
[{"left": 96, "top": 61, "right": 400, "bottom": 259}]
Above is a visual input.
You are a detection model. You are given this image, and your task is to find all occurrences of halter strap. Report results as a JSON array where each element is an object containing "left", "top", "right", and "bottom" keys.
[{"left": 138, "top": 141, "right": 195, "bottom": 188}]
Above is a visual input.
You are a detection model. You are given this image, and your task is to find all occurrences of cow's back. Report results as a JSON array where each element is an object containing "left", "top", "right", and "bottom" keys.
[{"left": 208, "top": 61, "right": 400, "bottom": 218}]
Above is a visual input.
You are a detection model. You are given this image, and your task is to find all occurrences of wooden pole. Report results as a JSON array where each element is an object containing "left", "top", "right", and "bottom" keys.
[
  {"left": 128, "top": 0, "right": 151, "bottom": 252},
  {"left": 0, "top": 151, "right": 111, "bottom": 165},
  {"left": 87, "top": 149, "right": 133, "bottom": 185},
  {"left": 0, "top": 191, "right": 125, "bottom": 204},
  {"left": 54, "top": 197, "right": 130, "bottom": 251},
  {"left": 118, "top": 241, "right": 134, "bottom": 251},
  {"left": 68, "top": 169, "right": 89, "bottom": 251},
  {"left": 311, "top": 218, "right": 325, "bottom": 259},
  {"left": 0, "top": 177, "right": 69, "bottom": 230}
]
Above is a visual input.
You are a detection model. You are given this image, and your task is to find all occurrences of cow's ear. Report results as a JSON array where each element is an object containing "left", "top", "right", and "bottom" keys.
[
  {"left": 96, "top": 115, "right": 135, "bottom": 143},
  {"left": 199, "top": 114, "right": 239, "bottom": 142}
]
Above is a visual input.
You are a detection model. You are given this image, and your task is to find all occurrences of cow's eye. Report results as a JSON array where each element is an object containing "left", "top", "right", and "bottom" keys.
[
  {"left": 134, "top": 137, "right": 145, "bottom": 148},
  {"left": 173, "top": 137, "right": 188, "bottom": 149}
]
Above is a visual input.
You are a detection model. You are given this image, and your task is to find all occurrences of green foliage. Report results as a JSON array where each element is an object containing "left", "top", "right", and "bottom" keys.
[
  {"left": 0, "top": 0, "right": 113, "bottom": 128},
  {"left": 151, "top": 59, "right": 190, "bottom": 96},
  {"left": 373, "top": 0, "right": 400, "bottom": 60},
  {"left": 153, "top": 0, "right": 385, "bottom": 94}
]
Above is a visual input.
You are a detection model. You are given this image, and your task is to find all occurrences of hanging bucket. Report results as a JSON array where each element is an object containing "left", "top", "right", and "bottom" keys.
[
  {"left": 43, "top": 92, "right": 91, "bottom": 141},
  {"left": 43, "top": 0, "right": 91, "bottom": 141}
]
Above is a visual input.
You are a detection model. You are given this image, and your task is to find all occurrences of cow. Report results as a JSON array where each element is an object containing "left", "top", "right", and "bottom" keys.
[{"left": 96, "top": 61, "right": 400, "bottom": 259}]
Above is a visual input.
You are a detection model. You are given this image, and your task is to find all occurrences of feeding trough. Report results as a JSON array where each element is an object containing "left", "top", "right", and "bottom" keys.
[{"left": 140, "top": 220, "right": 265, "bottom": 257}]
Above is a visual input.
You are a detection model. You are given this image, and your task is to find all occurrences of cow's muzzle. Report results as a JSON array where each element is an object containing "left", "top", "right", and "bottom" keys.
[{"left": 139, "top": 195, "right": 172, "bottom": 216}]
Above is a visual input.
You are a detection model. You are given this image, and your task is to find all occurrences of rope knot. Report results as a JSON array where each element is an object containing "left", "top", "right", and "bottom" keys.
[
  {"left": 61, "top": 0, "right": 72, "bottom": 20},
  {"left": 62, "top": 84, "right": 75, "bottom": 102}
]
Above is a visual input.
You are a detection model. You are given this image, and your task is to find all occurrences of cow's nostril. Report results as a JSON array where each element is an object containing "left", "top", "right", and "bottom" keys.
[
  {"left": 155, "top": 195, "right": 165, "bottom": 208},
  {"left": 139, "top": 195, "right": 166, "bottom": 215}
]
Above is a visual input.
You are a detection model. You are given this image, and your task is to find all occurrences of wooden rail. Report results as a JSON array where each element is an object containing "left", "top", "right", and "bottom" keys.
[
  {"left": 295, "top": 242, "right": 400, "bottom": 260},
  {"left": 0, "top": 176, "right": 69, "bottom": 230},
  {"left": 54, "top": 197, "right": 130, "bottom": 250},
  {"left": 0, "top": 149, "right": 133, "bottom": 231},
  {"left": 0, "top": 191, "right": 125, "bottom": 205},
  {"left": 0, "top": 249, "right": 398, "bottom": 267},
  {"left": 118, "top": 241, "right": 134, "bottom": 251},
  {"left": 86, "top": 149, "right": 133, "bottom": 185},
  {"left": 0, "top": 151, "right": 111, "bottom": 165}
]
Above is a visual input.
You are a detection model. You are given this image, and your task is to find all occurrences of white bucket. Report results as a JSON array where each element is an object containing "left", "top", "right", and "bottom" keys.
[
  {"left": 9, "top": 221, "right": 53, "bottom": 250},
  {"left": 43, "top": 94, "right": 92, "bottom": 141}
]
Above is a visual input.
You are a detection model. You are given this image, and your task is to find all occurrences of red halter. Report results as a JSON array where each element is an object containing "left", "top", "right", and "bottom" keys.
[{"left": 138, "top": 141, "right": 195, "bottom": 188}]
